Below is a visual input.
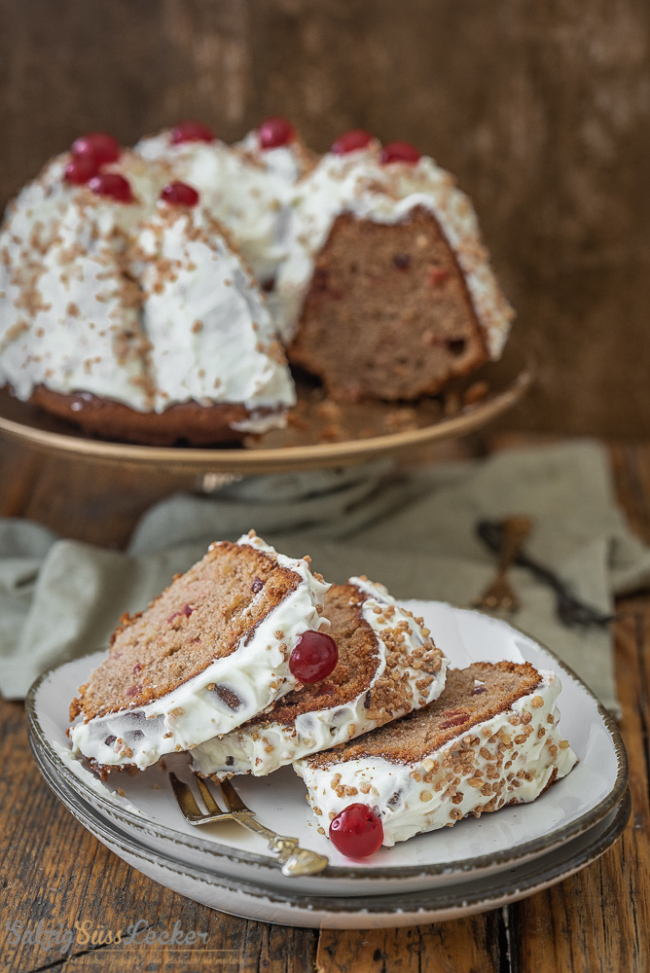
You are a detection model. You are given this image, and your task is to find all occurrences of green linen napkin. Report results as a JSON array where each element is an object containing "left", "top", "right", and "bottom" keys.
[{"left": 2, "top": 440, "right": 648, "bottom": 713}]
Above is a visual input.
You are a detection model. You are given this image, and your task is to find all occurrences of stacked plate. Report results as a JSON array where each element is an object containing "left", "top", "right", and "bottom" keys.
[{"left": 27, "top": 602, "right": 629, "bottom": 929}]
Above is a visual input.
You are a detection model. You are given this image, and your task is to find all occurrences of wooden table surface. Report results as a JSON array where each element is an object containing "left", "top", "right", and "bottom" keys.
[{"left": 1, "top": 434, "right": 649, "bottom": 973}]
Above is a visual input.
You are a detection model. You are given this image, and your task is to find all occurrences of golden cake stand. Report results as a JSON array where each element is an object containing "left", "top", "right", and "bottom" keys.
[{"left": 0, "top": 350, "right": 531, "bottom": 477}]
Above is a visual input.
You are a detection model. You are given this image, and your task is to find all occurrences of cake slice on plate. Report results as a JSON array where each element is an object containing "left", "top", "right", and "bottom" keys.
[
  {"left": 294, "top": 662, "right": 577, "bottom": 854},
  {"left": 69, "top": 531, "right": 330, "bottom": 771},
  {"left": 191, "top": 577, "right": 448, "bottom": 778}
]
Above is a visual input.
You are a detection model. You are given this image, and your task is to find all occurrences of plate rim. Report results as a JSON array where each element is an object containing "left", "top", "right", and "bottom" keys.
[
  {"left": 26, "top": 602, "right": 629, "bottom": 884},
  {"left": 0, "top": 368, "right": 532, "bottom": 472},
  {"left": 32, "top": 747, "right": 631, "bottom": 921}
]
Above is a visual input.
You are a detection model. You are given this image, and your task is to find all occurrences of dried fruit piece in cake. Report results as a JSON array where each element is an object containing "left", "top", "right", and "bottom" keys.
[
  {"left": 190, "top": 578, "right": 447, "bottom": 778},
  {"left": 276, "top": 142, "right": 514, "bottom": 400},
  {"left": 295, "top": 662, "right": 577, "bottom": 851},
  {"left": 68, "top": 532, "right": 330, "bottom": 771}
]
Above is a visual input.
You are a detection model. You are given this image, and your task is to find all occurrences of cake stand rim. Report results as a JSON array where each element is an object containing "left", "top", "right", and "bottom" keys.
[{"left": 0, "top": 366, "right": 533, "bottom": 474}]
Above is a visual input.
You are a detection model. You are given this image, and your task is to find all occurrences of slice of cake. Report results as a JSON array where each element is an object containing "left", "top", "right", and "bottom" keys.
[
  {"left": 69, "top": 532, "right": 330, "bottom": 771},
  {"left": 191, "top": 578, "right": 448, "bottom": 778},
  {"left": 276, "top": 136, "right": 514, "bottom": 401},
  {"left": 294, "top": 662, "right": 577, "bottom": 853}
]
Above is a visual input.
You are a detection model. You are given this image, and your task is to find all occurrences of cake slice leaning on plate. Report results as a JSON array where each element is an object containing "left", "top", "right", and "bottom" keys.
[
  {"left": 295, "top": 662, "right": 577, "bottom": 851},
  {"left": 191, "top": 578, "right": 448, "bottom": 778},
  {"left": 68, "top": 531, "right": 330, "bottom": 771}
]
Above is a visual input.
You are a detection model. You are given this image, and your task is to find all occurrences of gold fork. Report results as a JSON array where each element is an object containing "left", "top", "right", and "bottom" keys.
[
  {"left": 169, "top": 773, "right": 329, "bottom": 877},
  {"left": 473, "top": 515, "right": 533, "bottom": 612}
]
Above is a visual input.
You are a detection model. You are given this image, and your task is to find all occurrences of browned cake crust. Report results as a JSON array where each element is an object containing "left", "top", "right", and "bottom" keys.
[
  {"left": 287, "top": 206, "right": 489, "bottom": 402},
  {"left": 69, "top": 540, "right": 302, "bottom": 722},
  {"left": 305, "top": 662, "right": 542, "bottom": 769},
  {"left": 29, "top": 386, "right": 278, "bottom": 446}
]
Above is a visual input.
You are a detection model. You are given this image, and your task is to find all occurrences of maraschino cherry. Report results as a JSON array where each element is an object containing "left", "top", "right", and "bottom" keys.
[
  {"left": 379, "top": 141, "right": 421, "bottom": 165},
  {"left": 258, "top": 116, "right": 295, "bottom": 149},
  {"left": 170, "top": 120, "right": 215, "bottom": 145},
  {"left": 64, "top": 155, "right": 100, "bottom": 185},
  {"left": 329, "top": 804, "right": 384, "bottom": 858},
  {"left": 289, "top": 631, "right": 338, "bottom": 683},
  {"left": 88, "top": 173, "right": 135, "bottom": 203},
  {"left": 71, "top": 132, "right": 121, "bottom": 165},
  {"left": 160, "top": 181, "right": 200, "bottom": 206},
  {"left": 331, "top": 129, "right": 374, "bottom": 155}
]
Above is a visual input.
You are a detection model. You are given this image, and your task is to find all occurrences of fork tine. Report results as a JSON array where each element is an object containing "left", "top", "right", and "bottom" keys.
[
  {"left": 196, "top": 776, "right": 223, "bottom": 815},
  {"left": 218, "top": 777, "right": 249, "bottom": 813},
  {"left": 169, "top": 772, "right": 203, "bottom": 819},
  {"left": 169, "top": 773, "right": 329, "bottom": 874}
]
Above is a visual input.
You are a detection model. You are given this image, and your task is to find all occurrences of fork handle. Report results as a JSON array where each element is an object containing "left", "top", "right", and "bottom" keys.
[
  {"left": 497, "top": 517, "right": 532, "bottom": 577},
  {"left": 477, "top": 520, "right": 614, "bottom": 626},
  {"left": 235, "top": 813, "right": 329, "bottom": 876}
]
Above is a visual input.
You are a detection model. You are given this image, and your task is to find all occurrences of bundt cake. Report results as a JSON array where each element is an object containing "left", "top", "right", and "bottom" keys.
[
  {"left": 191, "top": 577, "right": 448, "bottom": 778},
  {"left": 0, "top": 119, "right": 514, "bottom": 443},
  {"left": 295, "top": 662, "right": 577, "bottom": 853},
  {"left": 68, "top": 531, "right": 330, "bottom": 770}
]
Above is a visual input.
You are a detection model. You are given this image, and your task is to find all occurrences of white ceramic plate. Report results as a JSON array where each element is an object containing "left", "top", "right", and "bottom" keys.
[
  {"left": 27, "top": 601, "right": 627, "bottom": 898},
  {"left": 30, "top": 746, "right": 631, "bottom": 929}
]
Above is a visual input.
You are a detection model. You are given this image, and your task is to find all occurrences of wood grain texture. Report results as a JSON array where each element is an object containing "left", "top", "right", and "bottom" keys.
[
  {"left": 506, "top": 445, "right": 650, "bottom": 973},
  {"left": 0, "top": 704, "right": 316, "bottom": 973},
  {"left": 0, "top": 1, "right": 649, "bottom": 436},
  {"left": 511, "top": 611, "right": 649, "bottom": 973},
  {"left": 316, "top": 917, "right": 504, "bottom": 972},
  {"left": 0, "top": 440, "right": 193, "bottom": 548},
  {"left": 0, "top": 436, "right": 647, "bottom": 972}
]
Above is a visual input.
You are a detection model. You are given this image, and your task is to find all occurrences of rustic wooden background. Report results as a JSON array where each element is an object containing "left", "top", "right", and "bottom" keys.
[{"left": 1, "top": 0, "right": 648, "bottom": 436}]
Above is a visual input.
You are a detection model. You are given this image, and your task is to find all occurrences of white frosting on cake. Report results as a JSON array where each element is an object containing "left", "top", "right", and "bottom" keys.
[
  {"left": 0, "top": 151, "right": 294, "bottom": 428},
  {"left": 69, "top": 533, "right": 331, "bottom": 771},
  {"left": 294, "top": 670, "right": 577, "bottom": 847},
  {"left": 10, "top": 182, "right": 153, "bottom": 408},
  {"left": 134, "top": 205, "right": 295, "bottom": 418},
  {"left": 273, "top": 147, "right": 514, "bottom": 356},
  {"left": 55, "top": 741, "right": 143, "bottom": 817},
  {"left": 235, "top": 130, "right": 307, "bottom": 184},
  {"left": 190, "top": 577, "right": 448, "bottom": 778},
  {"left": 134, "top": 130, "right": 305, "bottom": 282}
]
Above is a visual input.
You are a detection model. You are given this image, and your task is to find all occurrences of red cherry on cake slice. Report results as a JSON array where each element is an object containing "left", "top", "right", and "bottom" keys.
[
  {"left": 289, "top": 630, "right": 338, "bottom": 683},
  {"left": 160, "top": 181, "right": 200, "bottom": 207},
  {"left": 170, "top": 120, "right": 215, "bottom": 145},
  {"left": 379, "top": 141, "right": 422, "bottom": 165},
  {"left": 258, "top": 116, "right": 295, "bottom": 149},
  {"left": 329, "top": 804, "right": 384, "bottom": 858},
  {"left": 331, "top": 129, "right": 374, "bottom": 155},
  {"left": 64, "top": 155, "right": 100, "bottom": 185},
  {"left": 71, "top": 132, "right": 121, "bottom": 165},
  {"left": 88, "top": 173, "right": 135, "bottom": 203}
]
